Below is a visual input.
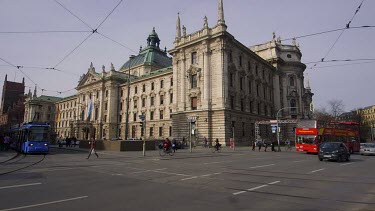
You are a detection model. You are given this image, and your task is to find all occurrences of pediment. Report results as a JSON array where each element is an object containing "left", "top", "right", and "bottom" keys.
[{"left": 77, "top": 72, "right": 100, "bottom": 88}]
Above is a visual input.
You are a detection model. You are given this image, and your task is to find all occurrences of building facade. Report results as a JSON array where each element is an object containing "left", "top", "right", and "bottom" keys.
[
  {"left": 51, "top": 0, "right": 313, "bottom": 144},
  {"left": 0, "top": 75, "right": 25, "bottom": 132}
]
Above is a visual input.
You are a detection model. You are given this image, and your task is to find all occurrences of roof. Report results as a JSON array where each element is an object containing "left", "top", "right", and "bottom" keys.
[
  {"left": 120, "top": 28, "right": 172, "bottom": 70},
  {"left": 36, "top": 95, "right": 62, "bottom": 103}
]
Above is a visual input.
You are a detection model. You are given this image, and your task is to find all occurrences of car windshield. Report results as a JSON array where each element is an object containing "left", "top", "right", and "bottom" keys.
[
  {"left": 29, "top": 127, "right": 49, "bottom": 142},
  {"left": 320, "top": 142, "right": 340, "bottom": 150},
  {"left": 364, "top": 143, "right": 375, "bottom": 148}
]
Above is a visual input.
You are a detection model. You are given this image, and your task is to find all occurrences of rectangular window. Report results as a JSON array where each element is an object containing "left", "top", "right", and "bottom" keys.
[
  {"left": 135, "top": 86, "right": 138, "bottom": 94},
  {"left": 170, "top": 109, "right": 172, "bottom": 119},
  {"left": 150, "top": 111, "right": 154, "bottom": 120},
  {"left": 160, "top": 110, "right": 163, "bottom": 119},
  {"left": 230, "top": 73, "right": 234, "bottom": 87},
  {"left": 142, "top": 98, "right": 146, "bottom": 107},
  {"left": 104, "top": 115, "right": 107, "bottom": 122},
  {"left": 134, "top": 100, "right": 137, "bottom": 108},
  {"left": 160, "top": 80, "right": 164, "bottom": 89},
  {"left": 231, "top": 96, "right": 235, "bottom": 109},
  {"left": 159, "top": 127, "right": 163, "bottom": 137},
  {"left": 169, "top": 126, "right": 172, "bottom": 137},
  {"left": 248, "top": 61, "right": 251, "bottom": 71},
  {"left": 160, "top": 95, "right": 164, "bottom": 105},
  {"left": 170, "top": 77, "right": 173, "bottom": 86},
  {"left": 133, "top": 113, "right": 136, "bottom": 121},
  {"left": 240, "top": 77, "right": 243, "bottom": 90},
  {"left": 151, "top": 96, "right": 154, "bottom": 106},
  {"left": 242, "top": 122, "right": 245, "bottom": 136},
  {"left": 191, "top": 74, "right": 197, "bottom": 88},
  {"left": 250, "top": 100, "right": 253, "bottom": 113},
  {"left": 239, "top": 56, "right": 242, "bottom": 67},
  {"left": 151, "top": 82, "right": 154, "bottom": 90},
  {"left": 229, "top": 51, "right": 233, "bottom": 62},
  {"left": 150, "top": 127, "right": 154, "bottom": 137},
  {"left": 191, "top": 97, "right": 197, "bottom": 110},
  {"left": 257, "top": 85, "right": 259, "bottom": 97},
  {"left": 105, "top": 90, "right": 108, "bottom": 97},
  {"left": 143, "top": 84, "right": 146, "bottom": 92},
  {"left": 120, "top": 102, "right": 123, "bottom": 111},
  {"left": 105, "top": 102, "right": 108, "bottom": 110},
  {"left": 95, "top": 108, "right": 98, "bottom": 120},
  {"left": 191, "top": 52, "right": 197, "bottom": 64},
  {"left": 170, "top": 93, "right": 173, "bottom": 104},
  {"left": 121, "top": 90, "right": 123, "bottom": 97}
]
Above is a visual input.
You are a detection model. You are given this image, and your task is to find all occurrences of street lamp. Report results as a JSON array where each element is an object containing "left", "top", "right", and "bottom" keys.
[
  {"left": 125, "top": 56, "right": 134, "bottom": 140},
  {"left": 276, "top": 106, "right": 298, "bottom": 152}
]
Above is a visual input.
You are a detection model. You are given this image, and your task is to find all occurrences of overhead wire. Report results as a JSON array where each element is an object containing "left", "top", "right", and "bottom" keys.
[
  {"left": 54, "top": 0, "right": 94, "bottom": 30},
  {"left": 97, "top": 32, "right": 137, "bottom": 53},
  {"left": 307, "top": 61, "right": 375, "bottom": 69},
  {"left": 0, "top": 30, "right": 91, "bottom": 34},
  {"left": 308, "top": 0, "right": 366, "bottom": 70}
]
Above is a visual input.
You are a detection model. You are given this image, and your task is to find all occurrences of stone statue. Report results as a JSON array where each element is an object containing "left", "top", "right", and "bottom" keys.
[
  {"left": 292, "top": 37, "right": 297, "bottom": 46},
  {"left": 182, "top": 25, "right": 186, "bottom": 37},
  {"left": 111, "top": 63, "right": 115, "bottom": 71},
  {"left": 203, "top": 16, "right": 208, "bottom": 28},
  {"left": 272, "top": 32, "right": 276, "bottom": 42},
  {"left": 102, "top": 65, "right": 105, "bottom": 72},
  {"left": 277, "top": 36, "right": 281, "bottom": 44}
]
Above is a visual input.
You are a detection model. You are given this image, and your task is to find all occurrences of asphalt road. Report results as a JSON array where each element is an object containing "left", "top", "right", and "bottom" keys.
[{"left": 1, "top": 146, "right": 375, "bottom": 211}]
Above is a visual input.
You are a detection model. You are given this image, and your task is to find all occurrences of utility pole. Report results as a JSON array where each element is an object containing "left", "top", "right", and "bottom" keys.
[{"left": 125, "top": 56, "right": 134, "bottom": 140}]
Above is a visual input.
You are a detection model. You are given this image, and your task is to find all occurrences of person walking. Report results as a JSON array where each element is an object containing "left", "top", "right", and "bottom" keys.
[
  {"left": 204, "top": 136, "right": 208, "bottom": 148},
  {"left": 264, "top": 139, "right": 268, "bottom": 152},
  {"left": 252, "top": 140, "right": 256, "bottom": 151},
  {"left": 87, "top": 136, "right": 99, "bottom": 159},
  {"left": 257, "top": 139, "right": 262, "bottom": 151}
]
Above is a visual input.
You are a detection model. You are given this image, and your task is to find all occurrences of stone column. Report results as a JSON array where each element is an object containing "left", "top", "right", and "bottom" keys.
[
  {"left": 181, "top": 54, "right": 186, "bottom": 111},
  {"left": 204, "top": 48, "right": 211, "bottom": 108}
]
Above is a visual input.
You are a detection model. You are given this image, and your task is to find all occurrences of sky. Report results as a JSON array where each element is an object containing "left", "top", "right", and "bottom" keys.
[{"left": 0, "top": 0, "right": 374, "bottom": 112}]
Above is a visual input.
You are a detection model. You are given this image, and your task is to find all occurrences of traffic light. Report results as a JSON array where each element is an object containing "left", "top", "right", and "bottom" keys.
[{"left": 139, "top": 121, "right": 144, "bottom": 130}]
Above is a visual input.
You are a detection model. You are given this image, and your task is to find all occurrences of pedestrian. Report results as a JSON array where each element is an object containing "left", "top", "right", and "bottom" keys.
[
  {"left": 271, "top": 141, "right": 275, "bottom": 152},
  {"left": 87, "top": 136, "right": 99, "bottom": 159},
  {"left": 4, "top": 135, "right": 10, "bottom": 151},
  {"left": 72, "top": 136, "right": 77, "bottom": 147},
  {"left": 264, "top": 139, "right": 268, "bottom": 152},
  {"left": 172, "top": 138, "right": 177, "bottom": 152},
  {"left": 0, "top": 135, "right": 4, "bottom": 151},
  {"left": 257, "top": 139, "right": 262, "bottom": 151},
  {"left": 182, "top": 137, "right": 186, "bottom": 146},
  {"left": 204, "top": 136, "right": 208, "bottom": 148},
  {"left": 252, "top": 140, "right": 256, "bottom": 151}
]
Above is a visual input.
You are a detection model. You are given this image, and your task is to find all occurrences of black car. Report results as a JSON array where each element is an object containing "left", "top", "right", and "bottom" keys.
[{"left": 318, "top": 142, "right": 350, "bottom": 162}]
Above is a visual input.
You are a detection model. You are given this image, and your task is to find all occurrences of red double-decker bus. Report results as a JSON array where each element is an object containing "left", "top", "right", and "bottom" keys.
[{"left": 295, "top": 120, "right": 360, "bottom": 154}]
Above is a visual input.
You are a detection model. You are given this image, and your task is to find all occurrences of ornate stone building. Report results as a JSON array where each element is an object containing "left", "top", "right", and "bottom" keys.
[{"left": 51, "top": 0, "right": 313, "bottom": 144}]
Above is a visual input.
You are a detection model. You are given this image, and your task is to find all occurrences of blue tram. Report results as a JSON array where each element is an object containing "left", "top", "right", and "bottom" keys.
[{"left": 6, "top": 122, "right": 50, "bottom": 154}]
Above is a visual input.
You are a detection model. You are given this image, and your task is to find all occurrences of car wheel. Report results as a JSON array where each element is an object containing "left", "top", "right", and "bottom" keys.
[
  {"left": 337, "top": 155, "right": 342, "bottom": 162},
  {"left": 346, "top": 154, "right": 350, "bottom": 162},
  {"left": 319, "top": 158, "right": 323, "bottom": 161}
]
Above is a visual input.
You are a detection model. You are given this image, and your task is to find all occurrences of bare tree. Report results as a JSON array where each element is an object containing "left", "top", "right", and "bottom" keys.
[
  {"left": 327, "top": 99, "right": 344, "bottom": 118},
  {"left": 313, "top": 107, "right": 334, "bottom": 126}
]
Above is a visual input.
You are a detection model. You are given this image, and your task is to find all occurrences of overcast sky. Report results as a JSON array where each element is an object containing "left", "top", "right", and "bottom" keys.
[{"left": 1, "top": 0, "right": 374, "bottom": 112}]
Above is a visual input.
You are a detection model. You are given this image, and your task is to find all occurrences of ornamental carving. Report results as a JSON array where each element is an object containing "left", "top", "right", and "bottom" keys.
[
  {"left": 188, "top": 88, "right": 201, "bottom": 97},
  {"left": 186, "top": 65, "right": 201, "bottom": 76}
]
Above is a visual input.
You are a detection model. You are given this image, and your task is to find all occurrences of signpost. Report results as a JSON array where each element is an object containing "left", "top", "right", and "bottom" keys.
[
  {"left": 187, "top": 117, "right": 195, "bottom": 153},
  {"left": 139, "top": 115, "right": 146, "bottom": 156}
]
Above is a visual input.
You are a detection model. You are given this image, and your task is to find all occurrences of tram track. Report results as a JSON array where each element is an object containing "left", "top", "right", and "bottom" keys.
[
  {"left": 0, "top": 152, "right": 21, "bottom": 164},
  {"left": 0, "top": 154, "right": 46, "bottom": 176}
]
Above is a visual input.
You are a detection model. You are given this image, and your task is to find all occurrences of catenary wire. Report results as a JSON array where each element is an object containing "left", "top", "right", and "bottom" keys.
[
  {"left": 97, "top": 32, "right": 137, "bottom": 53},
  {"left": 54, "top": 0, "right": 94, "bottom": 30},
  {"left": 0, "top": 30, "right": 91, "bottom": 34},
  {"left": 95, "top": 0, "right": 123, "bottom": 30}
]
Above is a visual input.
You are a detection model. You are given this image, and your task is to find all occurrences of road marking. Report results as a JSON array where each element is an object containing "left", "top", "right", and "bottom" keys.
[
  {"left": 247, "top": 184, "right": 268, "bottom": 191},
  {"left": 181, "top": 176, "right": 198, "bottom": 181},
  {"left": 0, "top": 183, "right": 42, "bottom": 190},
  {"left": 308, "top": 168, "right": 325, "bottom": 174},
  {"left": 293, "top": 160, "right": 305, "bottom": 163},
  {"left": 250, "top": 164, "right": 275, "bottom": 169},
  {"left": 232, "top": 180, "right": 280, "bottom": 195},
  {"left": 203, "top": 161, "right": 232, "bottom": 165},
  {"left": 201, "top": 174, "right": 212, "bottom": 177},
  {"left": 213, "top": 172, "right": 221, "bottom": 175},
  {"left": 0, "top": 196, "right": 88, "bottom": 211},
  {"left": 268, "top": 181, "right": 280, "bottom": 185},
  {"left": 233, "top": 191, "right": 247, "bottom": 195},
  {"left": 340, "top": 162, "right": 353, "bottom": 166},
  {"left": 131, "top": 168, "right": 167, "bottom": 174}
]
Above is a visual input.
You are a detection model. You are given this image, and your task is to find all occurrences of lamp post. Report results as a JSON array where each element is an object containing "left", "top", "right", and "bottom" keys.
[
  {"left": 276, "top": 106, "right": 298, "bottom": 152},
  {"left": 125, "top": 56, "right": 134, "bottom": 140}
]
